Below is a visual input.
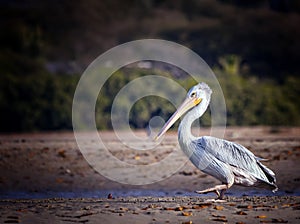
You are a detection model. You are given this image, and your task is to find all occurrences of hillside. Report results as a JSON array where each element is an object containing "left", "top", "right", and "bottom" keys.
[
  {"left": 0, "top": 0, "right": 300, "bottom": 131},
  {"left": 1, "top": 0, "right": 300, "bottom": 77}
]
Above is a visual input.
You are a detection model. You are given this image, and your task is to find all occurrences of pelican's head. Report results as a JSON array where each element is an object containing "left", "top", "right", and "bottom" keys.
[{"left": 155, "top": 82, "right": 212, "bottom": 140}]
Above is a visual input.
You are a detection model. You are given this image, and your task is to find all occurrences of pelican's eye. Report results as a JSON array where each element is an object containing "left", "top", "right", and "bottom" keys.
[{"left": 190, "top": 92, "right": 196, "bottom": 98}]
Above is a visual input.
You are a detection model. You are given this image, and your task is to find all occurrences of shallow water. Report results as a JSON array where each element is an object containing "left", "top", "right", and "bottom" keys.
[{"left": 1, "top": 189, "right": 298, "bottom": 199}]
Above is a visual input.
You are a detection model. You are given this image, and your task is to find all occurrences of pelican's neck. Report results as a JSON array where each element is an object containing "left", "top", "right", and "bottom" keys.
[{"left": 178, "top": 97, "right": 210, "bottom": 154}]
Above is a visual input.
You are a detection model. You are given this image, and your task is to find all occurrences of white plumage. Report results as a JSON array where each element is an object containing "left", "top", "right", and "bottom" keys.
[{"left": 156, "top": 82, "right": 277, "bottom": 199}]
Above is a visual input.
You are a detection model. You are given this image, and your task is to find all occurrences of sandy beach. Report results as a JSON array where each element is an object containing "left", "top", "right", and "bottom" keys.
[{"left": 0, "top": 127, "right": 299, "bottom": 223}]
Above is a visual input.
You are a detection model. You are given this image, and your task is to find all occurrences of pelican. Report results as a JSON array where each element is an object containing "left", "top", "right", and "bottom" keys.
[{"left": 155, "top": 82, "right": 277, "bottom": 199}]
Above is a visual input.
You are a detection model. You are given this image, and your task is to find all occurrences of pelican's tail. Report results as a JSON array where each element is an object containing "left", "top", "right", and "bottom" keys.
[
  {"left": 257, "top": 161, "right": 278, "bottom": 192},
  {"left": 255, "top": 177, "right": 278, "bottom": 192}
]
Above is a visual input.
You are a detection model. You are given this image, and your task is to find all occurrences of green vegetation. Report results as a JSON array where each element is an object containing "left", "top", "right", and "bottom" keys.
[
  {"left": 0, "top": 73, "right": 79, "bottom": 131},
  {"left": 217, "top": 71, "right": 300, "bottom": 126},
  {"left": 1, "top": 66, "right": 299, "bottom": 132},
  {"left": 0, "top": 0, "right": 299, "bottom": 131}
]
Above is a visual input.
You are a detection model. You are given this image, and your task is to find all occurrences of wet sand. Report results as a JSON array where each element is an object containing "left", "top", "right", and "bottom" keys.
[
  {"left": 1, "top": 196, "right": 300, "bottom": 223},
  {"left": 0, "top": 127, "right": 300, "bottom": 223}
]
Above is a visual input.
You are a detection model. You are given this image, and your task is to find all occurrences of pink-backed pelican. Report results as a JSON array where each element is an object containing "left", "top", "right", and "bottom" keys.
[{"left": 156, "top": 82, "right": 277, "bottom": 199}]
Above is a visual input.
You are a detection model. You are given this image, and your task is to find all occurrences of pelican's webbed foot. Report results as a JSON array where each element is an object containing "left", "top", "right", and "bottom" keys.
[{"left": 195, "top": 184, "right": 229, "bottom": 200}]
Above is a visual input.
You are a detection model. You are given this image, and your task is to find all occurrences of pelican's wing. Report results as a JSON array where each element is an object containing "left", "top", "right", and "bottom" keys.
[{"left": 196, "top": 136, "right": 276, "bottom": 186}]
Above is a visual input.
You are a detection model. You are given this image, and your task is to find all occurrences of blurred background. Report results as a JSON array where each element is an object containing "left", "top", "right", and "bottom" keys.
[{"left": 0, "top": 0, "right": 299, "bottom": 132}]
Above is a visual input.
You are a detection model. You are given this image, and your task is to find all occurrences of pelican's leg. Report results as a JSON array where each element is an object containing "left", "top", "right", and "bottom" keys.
[
  {"left": 218, "top": 189, "right": 226, "bottom": 200},
  {"left": 195, "top": 184, "right": 227, "bottom": 196},
  {"left": 195, "top": 182, "right": 232, "bottom": 200}
]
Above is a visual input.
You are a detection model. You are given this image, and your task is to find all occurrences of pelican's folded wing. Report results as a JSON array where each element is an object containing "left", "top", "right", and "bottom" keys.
[{"left": 196, "top": 136, "right": 276, "bottom": 186}]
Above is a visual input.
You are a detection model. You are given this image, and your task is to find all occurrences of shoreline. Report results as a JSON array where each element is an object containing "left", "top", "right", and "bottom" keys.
[
  {"left": 1, "top": 187, "right": 299, "bottom": 200},
  {"left": 1, "top": 127, "right": 299, "bottom": 223},
  {"left": 1, "top": 196, "right": 299, "bottom": 223}
]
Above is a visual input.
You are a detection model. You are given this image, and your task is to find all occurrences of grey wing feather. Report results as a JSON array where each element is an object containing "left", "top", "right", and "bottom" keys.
[{"left": 196, "top": 136, "right": 276, "bottom": 186}]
